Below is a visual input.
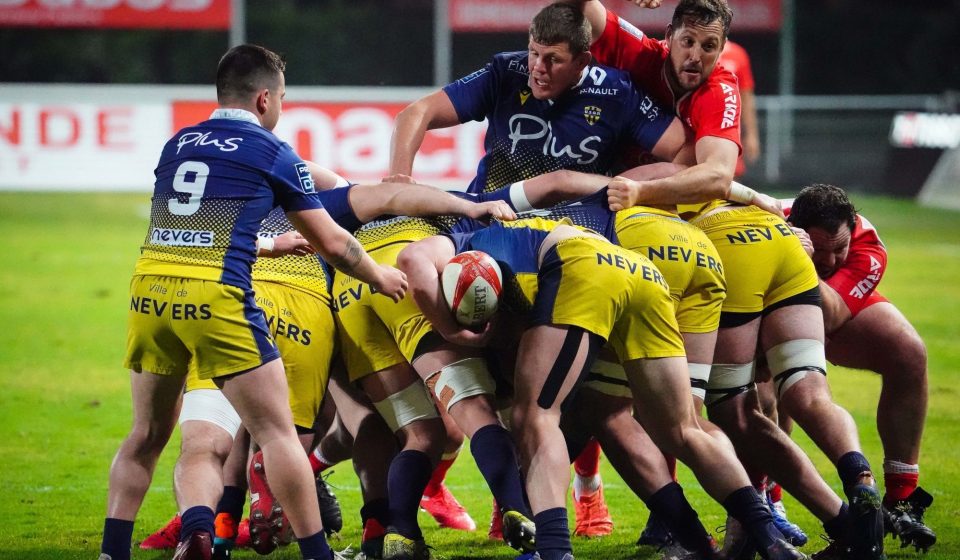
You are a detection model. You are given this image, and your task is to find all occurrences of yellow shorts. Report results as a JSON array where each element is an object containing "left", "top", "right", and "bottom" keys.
[
  {"left": 615, "top": 207, "right": 726, "bottom": 333},
  {"left": 333, "top": 243, "right": 434, "bottom": 382},
  {"left": 124, "top": 275, "right": 279, "bottom": 379},
  {"left": 533, "top": 237, "right": 685, "bottom": 363},
  {"left": 693, "top": 207, "right": 818, "bottom": 314},
  {"left": 186, "top": 281, "right": 336, "bottom": 429}
]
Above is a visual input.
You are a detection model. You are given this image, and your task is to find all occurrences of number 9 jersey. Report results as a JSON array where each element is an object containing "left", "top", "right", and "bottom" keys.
[{"left": 134, "top": 109, "right": 325, "bottom": 290}]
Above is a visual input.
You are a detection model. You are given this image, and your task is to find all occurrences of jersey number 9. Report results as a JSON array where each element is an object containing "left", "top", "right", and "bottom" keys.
[{"left": 168, "top": 161, "right": 210, "bottom": 216}]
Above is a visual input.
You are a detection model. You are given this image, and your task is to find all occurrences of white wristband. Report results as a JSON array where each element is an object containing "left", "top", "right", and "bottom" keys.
[
  {"left": 728, "top": 181, "right": 757, "bottom": 205},
  {"left": 508, "top": 181, "right": 534, "bottom": 212},
  {"left": 257, "top": 235, "right": 275, "bottom": 255}
]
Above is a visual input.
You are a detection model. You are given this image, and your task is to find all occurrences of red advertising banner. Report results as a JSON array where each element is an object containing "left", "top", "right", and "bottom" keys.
[
  {"left": 172, "top": 101, "right": 487, "bottom": 186},
  {"left": 0, "top": 0, "right": 230, "bottom": 30},
  {"left": 449, "top": 0, "right": 781, "bottom": 33}
]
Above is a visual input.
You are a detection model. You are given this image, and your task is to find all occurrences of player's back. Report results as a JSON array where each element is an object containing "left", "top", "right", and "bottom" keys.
[{"left": 135, "top": 114, "right": 310, "bottom": 290}]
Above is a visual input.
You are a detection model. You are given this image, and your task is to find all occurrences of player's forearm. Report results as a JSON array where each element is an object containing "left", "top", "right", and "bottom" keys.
[
  {"left": 389, "top": 105, "right": 431, "bottom": 176},
  {"left": 380, "top": 182, "right": 473, "bottom": 218},
  {"left": 523, "top": 169, "right": 611, "bottom": 208},
  {"left": 398, "top": 245, "right": 461, "bottom": 337},
  {"left": 819, "top": 280, "right": 852, "bottom": 336},
  {"left": 635, "top": 160, "right": 732, "bottom": 204}
]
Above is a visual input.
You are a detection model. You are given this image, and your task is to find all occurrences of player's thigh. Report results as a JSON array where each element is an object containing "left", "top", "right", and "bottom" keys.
[
  {"left": 333, "top": 280, "right": 406, "bottom": 383},
  {"left": 825, "top": 301, "right": 923, "bottom": 372},
  {"left": 624, "top": 356, "right": 698, "bottom": 436},
  {"left": 218, "top": 358, "right": 297, "bottom": 444},
  {"left": 255, "top": 281, "right": 337, "bottom": 430},
  {"left": 513, "top": 324, "right": 599, "bottom": 416}
]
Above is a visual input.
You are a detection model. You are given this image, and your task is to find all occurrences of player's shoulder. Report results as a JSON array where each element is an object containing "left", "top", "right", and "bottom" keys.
[
  {"left": 491, "top": 51, "right": 529, "bottom": 76},
  {"left": 700, "top": 65, "right": 740, "bottom": 98}
]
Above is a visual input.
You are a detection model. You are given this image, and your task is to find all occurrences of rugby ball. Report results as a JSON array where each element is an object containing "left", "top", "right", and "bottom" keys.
[{"left": 441, "top": 251, "right": 503, "bottom": 327}]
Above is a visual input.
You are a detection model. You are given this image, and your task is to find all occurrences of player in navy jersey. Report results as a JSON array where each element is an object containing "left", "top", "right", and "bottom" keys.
[
  {"left": 100, "top": 44, "right": 407, "bottom": 560},
  {"left": 389, "top": 3, "right": 686, "bottom": 196}
]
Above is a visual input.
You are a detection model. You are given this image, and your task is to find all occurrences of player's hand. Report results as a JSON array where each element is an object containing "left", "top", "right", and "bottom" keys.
[
  {"left": 382, "top": 173, "right": 416, "bottom": 184},
  {"left": 792, "top": 226, "right": 814, "bottom": 257},
  {"left": 607, "top": 176, "right": 641, "bottom": 212},
  {"left": 752, "top": 192, "right": 784, "bottom": 219},
  {"left": 625, "top": 0, "right": 663, "bottom": 8},
  {"left": 467, "top": 200, "right": 517, "bottom": 222},
  {"left": 273, "top": 231, "right": 315, "bottom": 256},
  {"left": 373, "top": 265, "right": 408, "bottom": 303}
]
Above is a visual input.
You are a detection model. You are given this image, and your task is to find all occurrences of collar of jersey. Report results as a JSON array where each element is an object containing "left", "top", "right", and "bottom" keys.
[{"left": 210, "top": 108, "right": 261, "bottom": 126}]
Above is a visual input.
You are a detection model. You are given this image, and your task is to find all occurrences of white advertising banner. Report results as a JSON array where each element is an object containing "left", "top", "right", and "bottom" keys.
[{"left": 0, "top": 85, "right": 487, "bottom": 191}]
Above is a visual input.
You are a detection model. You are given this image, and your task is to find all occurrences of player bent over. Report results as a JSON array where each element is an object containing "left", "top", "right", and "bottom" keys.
[{"left": 399, "top": 218, "right": 806, "bottom": 560}]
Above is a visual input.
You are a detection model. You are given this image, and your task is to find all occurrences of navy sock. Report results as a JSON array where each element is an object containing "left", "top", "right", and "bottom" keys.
[
  {"left": 824, "top": 502, "right": 849, "bottom": 541},
  {"left": 646, "top": 482, "right": 714, "bottom": 554},
  {"left": 360, "top": 498, "right": 391, "bottom": 530},
  {"left": 216, "top": 485, "right": 246, "bottom": 522},
  {"left": 298, "top": 530, "right": 331, "bottom": 560},
  {"left": 179, "top": 505, "right": 215, "bottom": 543},
  {"left": 387, "top": 450, "right": 433, "bottom": 540},
  {"left": 837, "top": 451, "right": 872, "bottom": 491},
  {"left": 533, "top": 507, "right": 572, "bottom": 560},
  {"left": 471, "top": 424, "right": 530, "bottom": 516},
  {"left": 101, "top": 518, "right": 134, "bottom": 560},
  {"left": 723, "top": 486, "right": 783, "bottom": 551}
]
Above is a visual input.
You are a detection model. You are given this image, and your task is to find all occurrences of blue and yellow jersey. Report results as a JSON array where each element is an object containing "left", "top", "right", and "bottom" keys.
[
  {"left": 252, "top": 186, "right": 361, "bottom": 305},
  {"left": 513, "top": 189, "right": 617, "bottom": 242},
  {"left": 444, "top": 51, "right": 675, "bottom": 194},
  {"left": 351, "top": 215, "right": 446, "bottom": 254},
  {"left": 134, "top": 109, "right": 323, "bottom": 291},
  {"left": 677, "top": 200, "right": 733, "bottom": 221}
]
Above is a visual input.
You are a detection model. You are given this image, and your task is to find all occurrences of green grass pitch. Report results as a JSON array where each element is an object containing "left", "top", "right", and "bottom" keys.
[{"left": 1, "top": 192, "right": 958, "bottom": 559}]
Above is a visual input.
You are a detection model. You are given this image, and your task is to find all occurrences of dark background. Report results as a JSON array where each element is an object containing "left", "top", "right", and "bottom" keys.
[{"left": 2, "top": 0, "right": 959, "bottom": 95}]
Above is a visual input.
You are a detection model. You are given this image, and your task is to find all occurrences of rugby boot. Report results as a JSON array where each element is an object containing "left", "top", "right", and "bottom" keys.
[
  {"left": 382, "top": 531, "right": 436, "bottom": 560},
  {"left": 767, "top": 493, "right": 808, "bottom": 546},
  {"left": 502, "top": 510, "right": 537, "bottom": 552},
  {"left": 883, "top": 486, "right": 936, "bottom": 552},
  {"left": 316, "top": 471, "right": 344, "bottom": 535},
  {"left": 488, "top": 500, "right": 504, "bottom": 541},
  {"left": 234, "top": 518, "right": 250, "bottom": 548},
  {"left": 760, "top": 538, "right": 808, "bottom": 560},
  {"left": 719, "top": 516, "right": 756, "bottom": 560},
  {"left": 248, "top": 450, "right": 292, "bottom": 554},
  {"left": 140, "top": 513, "right": 181, "bottom": 549},
  {"left": 513, "top": 553, "right": 574, "bottom": 560},
  {"left": 212, "top": 512, "right": 237, "bottom": 560},
  {"left": 572, "top": 485, "right": 613, "bottom": 537},
  {"left": 420, "top": 483, "right": 476, "bottom": 531},
  {"left": 172, "top": 530, "right": 213, "bottom": 560},
  {"left": 846, "top": 483, "right": 886, "bottom": 560}
]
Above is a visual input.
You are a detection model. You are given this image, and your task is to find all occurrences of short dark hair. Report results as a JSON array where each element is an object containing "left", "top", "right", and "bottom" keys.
[
  {"left": 671, "top": 0, "right": 733, "bottom": 38},
  {"left": 216, "top": 44, "right": 286, "bottom": 104},
  {"left": 530, "top": 2, "right": 591, "bottom": 54},
  {"left": 788, "top": 183, "right": 858, "bottom": 233}
]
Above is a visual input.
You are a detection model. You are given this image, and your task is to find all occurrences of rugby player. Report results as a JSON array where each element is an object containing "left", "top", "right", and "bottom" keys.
[
  {"left": 399, "top": 217, "right": 806, "bottom": 560},
  {"left": 100, "top": 44, "right": 406, "bottom": 560},
  {"left": 573, "top": 2, "right": 887, "bottom": 557}
]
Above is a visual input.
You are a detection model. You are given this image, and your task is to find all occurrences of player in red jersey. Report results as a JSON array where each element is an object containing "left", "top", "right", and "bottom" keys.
[
  {"left": 786, "top": 184, "right": 936, "bottom": 552},
  {"left": 717, "top": 39, "right": 759, "bottom": 176}
]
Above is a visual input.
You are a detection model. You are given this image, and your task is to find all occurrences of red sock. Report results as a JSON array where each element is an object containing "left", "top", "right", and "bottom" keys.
[
  {"left": 574, "top": 439, "right": 602, "bottom": 477},
  {"left": 884, "top": 472, "right": 919, "bottom": 503},
  {"left": 309, "top": 447, "right": 331, "bottom": 475},
  {"left": 424, "top": 455, "right": 457, "bottom": 497},
  {"left": 768, "top": 481, "right": 783, "bottom": 503},
  {"left": 664, "top": 454, "right": 678, "bottom": 482}
]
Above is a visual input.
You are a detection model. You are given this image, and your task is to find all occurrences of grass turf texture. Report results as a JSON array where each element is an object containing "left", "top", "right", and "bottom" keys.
[{"left": 0, "top": 192, "right": 958, "bottom": 559}]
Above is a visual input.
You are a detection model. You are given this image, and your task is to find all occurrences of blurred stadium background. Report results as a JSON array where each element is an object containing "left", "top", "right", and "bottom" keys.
[{"left": 1, "top": 0, "right": 959, "bottom": 198}]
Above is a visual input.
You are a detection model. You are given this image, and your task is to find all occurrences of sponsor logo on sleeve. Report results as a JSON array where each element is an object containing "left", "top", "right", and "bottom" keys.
[
  {"left": 848, "top": 255, "right": 883, "bottom": 299},
  {"left": 459, "top": 67, "right": 490, "bottom": 83},
  {"left": 617, "top": 16, "right": 645, "bottom": 41},
  {"left": 720, "top": 82, "right": 738, "bottom": 129},
  {"left": 295, "top": 162, "right": 316, "bottom": 193}
]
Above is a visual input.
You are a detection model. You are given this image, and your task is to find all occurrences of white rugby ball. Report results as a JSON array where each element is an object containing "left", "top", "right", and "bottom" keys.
[{"left": 441, "top": 251, "right": 503, "bottom": 327}]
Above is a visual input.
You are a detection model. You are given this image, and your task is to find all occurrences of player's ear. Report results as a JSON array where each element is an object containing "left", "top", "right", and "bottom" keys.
[{"left": 255, "top": 89, "right": 270, "bottom": 115}]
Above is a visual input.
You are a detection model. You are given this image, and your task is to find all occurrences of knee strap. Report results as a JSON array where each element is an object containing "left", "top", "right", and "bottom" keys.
[
  {"left": 704, "top": 362, "right": 755, "bottom": 407},
  {"left": 433, "top": 357, "right": 496, "bottom": 413},
  {"left": 373, "top": 381, "right": 439, "bottom": 433},
  {"left": 766, "top": 339, "right": 827, "bottom": 397}
]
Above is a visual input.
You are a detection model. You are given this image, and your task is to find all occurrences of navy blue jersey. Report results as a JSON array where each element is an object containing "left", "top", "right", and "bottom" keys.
[
  {"left": 136, "top": 109, "right": 324, "bottom": 290},
  {"left": 443, "top": 51, "right": 674, "bottom": 194}
]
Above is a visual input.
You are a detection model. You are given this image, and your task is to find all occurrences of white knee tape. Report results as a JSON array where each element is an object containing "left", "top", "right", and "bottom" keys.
[
  {"left": 584, "top": 359, "right": 632, "bottom": 398},
  {"left": 373, "top": 381, "right": 439, "bottom": 433},
  {"left": 688, "top": 362, "right": 711, "bottom": 401},
  {"left": 766, "top": 339, "right": 827, "bottom": 397},
  {"left": 704, "top": 362, "right": 755, "bottom": 406},
  {"left": 178, "top": 389, "right": 242, "bottom": 438},
  {"left": 433, "top": 357, "right": 496, "bottom": 412}
]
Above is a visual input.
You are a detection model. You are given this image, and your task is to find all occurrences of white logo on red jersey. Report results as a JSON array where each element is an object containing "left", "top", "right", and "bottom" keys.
[
  {"left": 848, "top": 255, "right": 882, "bottom": 299},
  {"left": 720, "top": 82, "right": 738, "bottom": 129}
]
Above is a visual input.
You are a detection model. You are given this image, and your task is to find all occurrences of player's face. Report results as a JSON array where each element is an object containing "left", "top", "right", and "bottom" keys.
[
  {"left": 262, "top": 73, "right": 286, "bottom": 131},
  {"left": 527, "top": 39, "right": 591, "bottom": 100},
  {"left": 807, "top": 224, "right": 852, "bottom": 279},
  {"left": 665, "top": 18, "right": 725, "bottom": 94}
]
